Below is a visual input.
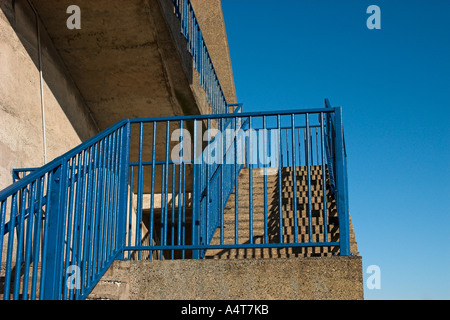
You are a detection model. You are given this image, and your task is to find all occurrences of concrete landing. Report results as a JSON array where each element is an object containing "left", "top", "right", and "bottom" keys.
[{"left": 89, "top": 256, "right": 364, "bottom": 300}]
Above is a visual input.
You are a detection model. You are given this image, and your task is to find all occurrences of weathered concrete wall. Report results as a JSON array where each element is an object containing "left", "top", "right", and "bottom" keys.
[
  {"left": 0, "top": 0, "right": 98, "bottom": 190},
  {"left": 89, "top": 256, "right": 363, "bottom": 300}
]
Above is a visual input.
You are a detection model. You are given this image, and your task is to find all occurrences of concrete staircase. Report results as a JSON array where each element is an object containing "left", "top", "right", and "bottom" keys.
[
  {"left": 89, "top": 165, "right": 360, "bottom": 300},
  {"left": 205, "top": 166, "right": 358, "bottom": 259}
]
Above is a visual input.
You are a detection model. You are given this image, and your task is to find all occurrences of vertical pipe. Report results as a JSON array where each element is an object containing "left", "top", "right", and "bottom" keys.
[
  {"left": 106, "top": 134, "right": 118, "bottom": 263},
  {"left": 81, "top": 148, "right": 94, "bottom": 295},
  {"left": 13, "top": 188, "right": 28, "bottom": 300},
  {"left": 112, "top": 131, "right": 122, "bottom": 256},
  {"left": 31, "top": 177, "right": 45, "bottom": 300},
  {"left": 164, "top": 121, "right": 171, "bottom": 255},
  {"left": 95, "top": 142, "right": 106, "bottom": 265},
  {"left": 306, "top": 114, "right": 313, "bottom": 242},
  {"left": 4, "top": 193, "right": 18, "bottom": 299},
  {"left": 220, "top": 118, "right": 224, "bottom": 245},
  {"left": 177, "top": 121, "right": 184, "bottom": 258},
  {"left": 320, "top": 113, "right": 329, "bottom": 243},
  {"left": 101, "top": 138, "right": 112, "bottom": 268},
  {"left": 234, "top": 117, "right": 239, "bottom": 245},
  {"left": 136, "top": 123, "right": 144, "bottom": 260},
  {"left": 205, "top": 119, "right": 211, "bottom": 249},
  {"left": 127, "top": 166, "right": 134, "bottom": 260},
  {"left": 32, "top": 2, "right": 47, "bottom": 165},
  {"left": 68, "top": 154, "right": 82, "bottom": 300},
  {"left": 171, "top": 163, "right": 176, "bottom": 260},
  {"left": 86, "top": 145, "right": 99, "bottom": 286},
  {"left": 248, "top": 117, "right": 253, "bottom": 244},
  {"left": 95, "top": 139, "right": 106, "bottom": 265},
  {"left": 62, "top": 159, "right": 77, "bottom": 300},
  {"left": 39, "top": 171, "right": 53, "bottom": 300},
  {"left": 149, "top": 122, "right": 157, "bottom": 260},
  {"left": 291, "top": 115, "right": 298, "bottom": 243},
  {"left": 22, "top": 181, "right": 37, "bottom": 300},
  {"left": 192, "top": 120, "right": 199, "bottom": 259},
  {"left": 263, "top": 116, "right": 268, "bottom": 244},
  {"left": 160, "top": 164, "right": 166, "bottom": 260},
  {"left": 112, "top": 129, "right": 123, "bottom": 257},
  {"left": 91, "top": 143, "right": 103, "bottom": 278},
  {"left": 298, "top": 128, "right": 302, "bottom": 166},
  {"left": 286, "top": 129, "right": 290, "bottom": 167},
  {"left": 277, "top": 115, "right": 283, "bottom": 244},
  {"left": 0, "top": 200, "right": 6, "bottom": 288},
  {"left": 316, "top": 128, "right": 319, "bottom": 166},
  {"left": 182, "top": 161, "right": 186, "bottom": 259},
  {"left": 177, "top": 122, "right": 183, "bottom": 249},
  {"left": 116, "top": 121, "right": 131, "bottom": 259}
]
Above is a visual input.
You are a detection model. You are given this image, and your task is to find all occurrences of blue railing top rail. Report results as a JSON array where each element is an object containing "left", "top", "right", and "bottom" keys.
[{"left": 127, "top": 107, "right": 334, "bottom": 123}]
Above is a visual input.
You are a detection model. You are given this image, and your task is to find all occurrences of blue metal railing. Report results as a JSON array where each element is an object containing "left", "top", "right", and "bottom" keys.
[
  {"left": 0, "top": 120, "right": 130, "bottom": 300},
  {"left": 172, "top": 0, "right": 228, "bottom": 115},
  {"left": 122, "top": 105, "right": 351, "bottom": 259},
  {"left": 1, "top": 104, "right": 351, "bottom": 299}
]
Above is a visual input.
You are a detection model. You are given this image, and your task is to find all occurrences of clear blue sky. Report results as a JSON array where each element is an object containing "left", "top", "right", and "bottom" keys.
[{"left": 221, "top": 0, "right": 450, "bottom": 300}]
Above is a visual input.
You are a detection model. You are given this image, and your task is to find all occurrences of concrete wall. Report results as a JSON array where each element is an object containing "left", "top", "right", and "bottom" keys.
[
  {"left": 89, "top": 256, "right": 364, "bottom": 300},
  {"left": 0, "top": 0, "right": 98, "bottom": 190}
]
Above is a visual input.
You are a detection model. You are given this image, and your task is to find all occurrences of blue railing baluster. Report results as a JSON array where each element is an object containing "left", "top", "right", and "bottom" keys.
[
  {"left": 306, "top": 114, "right": 313, "bottom": 243},
  {"left": 62, "top": 158, "right": 76, "bottom": 300},
  {"left": 277, "top": 115, "right": 283, "bottom": 244},
  {"left": 263, "top": 116, "right": 268, "bottom": 244},
  {"left": 248, "top": 116, "right": 253, "bottom": 245},
  {"left": 220, "top": 118, "right": 225, "bottom": 246},
  {"left": 13, "top": 188, "right": 28, "bottom": 300},
  {"left": 171, "top": 163, "right": 176, "bottom": 259},
  {"left": 320, "top": 113, "right": 329, "bottom": 243},
  {"left": 150, "top": 122, "right": 157, "bottom": 260},
  {"left": 22, "top": 181, "right": 36, "bottom": 300},
  {"left": 291, "top": 115, "right": 298, "bottom": 244},
  {"left": 234, "top": 117, "right": 239, "bottom": 245},
  {"left": 127, "top": 166, "right": 134, "bottom": 260},
  {"left": 31, "top": 176, "right": 45, "bottom": 300},
  {"left": 178, "top": 121, "right": 184, "bottom": 256},
  {"left": 164, "top": 122, "right": 171, "bottom": 257},
  {"left": 4, "top": 193, "right": 18, "bottom": 300},
  {"left": 136, "top": 124, "right": 144, "bottom": 260}
]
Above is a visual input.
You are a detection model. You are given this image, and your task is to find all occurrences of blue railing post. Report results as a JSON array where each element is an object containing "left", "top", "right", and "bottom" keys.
[
  {"left": 117, "top": 122, "right": 131, "bottom": 259},
  {"left": 42, "top": 162, "right": 67, "bottom": 300},
  {"left": 333, "top": 107, "right": 351, "bottom": 256},
  {"left": 192, "top": 119, "right": 200, "bottom": 259}
]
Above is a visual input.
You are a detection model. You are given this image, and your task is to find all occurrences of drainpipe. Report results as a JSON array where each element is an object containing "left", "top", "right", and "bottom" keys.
[{"left": 27, "top": 0, "right": 47, "bottom": 164}]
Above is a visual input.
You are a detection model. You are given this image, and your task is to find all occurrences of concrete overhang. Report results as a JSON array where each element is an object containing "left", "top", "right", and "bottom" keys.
[
  {"left": 28, "top": 0, "right": 225, "bottom": 193},
  {"left": 31, "top": 0, "right": 206, "bottom": 129}
]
